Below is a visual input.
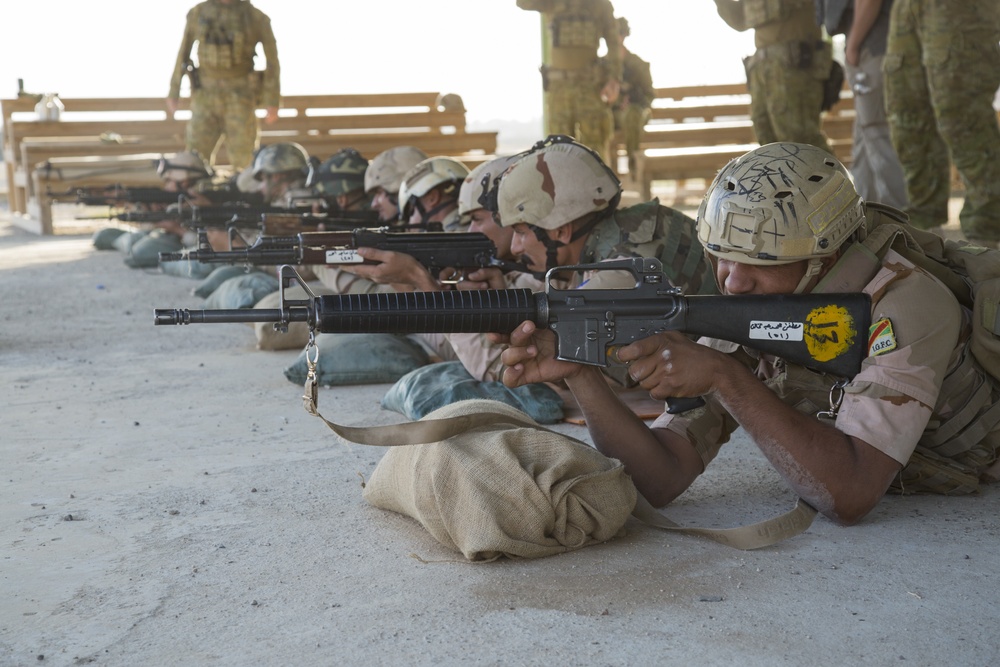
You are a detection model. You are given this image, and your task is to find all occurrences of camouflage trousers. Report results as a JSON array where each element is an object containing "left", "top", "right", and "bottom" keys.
[
  {"left": 884, "top": 0, "right": 1000, "bottom": 240},
  {"left": 544, "top": 76, "right": 614, "bottom": 166},
  {"left": 613, "top": 104, "right": 650, "bottom": 173},
  {"left": 746, "top": 56, "right": 831, "bottom": 154},
  {"left": 187, "top": 77, "right": 259, "bottom": 170}
]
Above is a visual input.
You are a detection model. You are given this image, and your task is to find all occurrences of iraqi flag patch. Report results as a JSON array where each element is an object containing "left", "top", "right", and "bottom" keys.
[{"left": 868, "top": 318, "right": 897, "bottom": 357}]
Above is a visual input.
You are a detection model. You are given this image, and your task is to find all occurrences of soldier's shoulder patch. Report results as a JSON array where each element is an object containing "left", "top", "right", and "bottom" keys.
[{"left": 868, "top": 318, "right": 897, "bottom": 357}]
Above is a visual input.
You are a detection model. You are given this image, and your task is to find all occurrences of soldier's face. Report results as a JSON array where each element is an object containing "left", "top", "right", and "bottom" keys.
[
  {"left": 509, "top": 222, "right": 571, "bottom": 272},
  {"left": 715, "top": 258, "right": 809, "bottom": 295},
  {"left": 469, "top": 209, "right": 515, "bottom": 259},
  {"left": 370, "top": 187, "right": 400, "bottom": 223}
]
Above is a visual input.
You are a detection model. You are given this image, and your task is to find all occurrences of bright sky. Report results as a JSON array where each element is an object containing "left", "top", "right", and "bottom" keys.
[{"left": 1, "top": 1, "right": 753, "bottom": 126}]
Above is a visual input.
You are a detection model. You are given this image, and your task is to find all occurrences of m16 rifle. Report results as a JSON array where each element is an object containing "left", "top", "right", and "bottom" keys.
[
  {"left": 158, "top": 228, "right": 524, "bottom": 276},
  {"left": 155, "top": 257, "right": 871, "bottom": 382}
]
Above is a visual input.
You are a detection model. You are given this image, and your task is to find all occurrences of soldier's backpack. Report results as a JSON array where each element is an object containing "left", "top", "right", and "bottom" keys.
[
  {"left": 861, "top": 204, "right": 1000, "bottom": 381},
  {"left": 828, "top": 204, "right": 1000, "bottom": 493}
]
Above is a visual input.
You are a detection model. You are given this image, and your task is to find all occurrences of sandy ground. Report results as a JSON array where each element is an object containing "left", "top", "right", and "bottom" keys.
[{"left": 2, "top": 212, "right": 999, "bottom": 667}]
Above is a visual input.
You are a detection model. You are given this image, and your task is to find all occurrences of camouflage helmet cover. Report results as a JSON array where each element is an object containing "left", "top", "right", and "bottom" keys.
[
  {"left": 157, "top": 150, "right": 212, "bottom": 182},
  {"left": 458, "top": 154, "right": 520, "bottom": 216},
  {"left": 697, "top": 142, "right": 865, "bottom": 264},
  {"left": 252, "top": 142, "right": 310, "bottom": 180},
  {"left": 497, "top": 136, "right": 621, "bottom": 230},
  {"left": 364, "top": 145, "right": 428, "bottom": 195},
  {"left": 307, "top": 148, "right": 369, "bottom": 196}
]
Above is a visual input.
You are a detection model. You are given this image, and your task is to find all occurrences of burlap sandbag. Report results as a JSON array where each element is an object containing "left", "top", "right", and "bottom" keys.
[{"left": 362, "top": 399, "right": 638, "bottom": 561}]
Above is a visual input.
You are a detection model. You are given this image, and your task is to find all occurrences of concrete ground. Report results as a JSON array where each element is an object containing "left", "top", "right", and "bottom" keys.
[{"left": 1, "top": 209, "right": 997, "bottom": 667}]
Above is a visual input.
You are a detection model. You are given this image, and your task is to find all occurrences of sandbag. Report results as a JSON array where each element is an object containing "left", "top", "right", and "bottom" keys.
[
  {"left": 203, "top": 273, "right": 280, "bottom": 310},
  {"left": 381, "top": 360, "right": 564, "bottom": 424},
  {"left": 284, "top": 332, "right": 430, "bottom": 386},
  {"left": 362, "top": 399, "right": 637, "bottom": 561}
]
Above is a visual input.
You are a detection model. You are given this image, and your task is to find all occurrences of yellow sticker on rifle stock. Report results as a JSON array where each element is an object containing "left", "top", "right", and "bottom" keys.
[{"left": 804, "top": 305, "right": 856, "bottom": 363}]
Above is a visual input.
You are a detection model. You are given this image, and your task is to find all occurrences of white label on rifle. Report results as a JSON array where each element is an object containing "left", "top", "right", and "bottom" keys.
[
  {"left": 326, "top": 249, "right": 363, "bottom": 264},
  {"left": 748, "top": 321, "right": 804, "bottom": 341}
]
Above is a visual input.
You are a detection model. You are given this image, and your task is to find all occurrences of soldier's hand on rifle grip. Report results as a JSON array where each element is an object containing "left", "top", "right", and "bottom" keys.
[
  {"left": 615, "top": 332, "right": 725, "bottom": 404},
  {"left": 499, "top": 321, "right": 583, "bottom": 388}
]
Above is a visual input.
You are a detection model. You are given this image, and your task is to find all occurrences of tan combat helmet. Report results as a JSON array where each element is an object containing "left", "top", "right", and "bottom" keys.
[
  {"left": 697, "top": 142, "right": 866, "bottom": 292},
  {"left": 497, "top": 135, "right": 621, "bottom": 231},
  {"left": 364, "top": 146, "right": 428, "bottom": 196},
  {"left": 252, "top": 142, "right": 310, "bottom": 179},
  {"left": 398, "top": 156, "right": 469, "bottom": 222},
  {"left": 458, "top": 154, "right": 520, "bottom": 218},
  {"left": 157, "top": 150, "right": 212, "bottom": 182}
]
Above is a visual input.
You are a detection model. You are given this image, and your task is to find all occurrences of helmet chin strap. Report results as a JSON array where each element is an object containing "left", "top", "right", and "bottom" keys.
[{"left": 793, "top": 257, "right": 824, "bottom": 294}]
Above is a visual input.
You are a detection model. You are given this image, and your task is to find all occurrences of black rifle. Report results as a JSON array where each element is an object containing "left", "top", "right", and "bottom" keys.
[
  {"left": 155, "top": 257, "right": 871, "bottom": 381},
  {"left": 51, "top": 185, "right": 185, "bottom": 207},
  {"left": 158, "top": 228, "right": 524, "bottom": 275}
]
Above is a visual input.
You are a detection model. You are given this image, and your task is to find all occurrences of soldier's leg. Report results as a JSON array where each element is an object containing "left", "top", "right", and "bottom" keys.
[
  {"left": 747, "top": 62, "right": 777, "bottom": 146},
  {"left": 574, "top": 86, "right": 614, "bottom": 166},
  {"left": 545, "top": 82, "right": 576, "bottom": 138},
  {"left": 186, "top": 88, "right": 224, "bottom": 165},
  {"left": 922, "top": 4, "right": 1000, "bottom": 241},
  {"left": 221, "top": 84, "right": 260, "bottom": 171},
  {"left": 884, "top": 0, "right": 951, "bottom": 229},
  {"left": 768, "top": 66, "right": 832, "bottom": 153},
  {"left": 849, "top": 53, "right": 908, "bottom": 209}
]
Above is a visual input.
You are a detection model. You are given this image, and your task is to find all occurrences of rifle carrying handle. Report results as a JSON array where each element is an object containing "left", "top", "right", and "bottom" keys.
[{"left": 665, "top": 396, "right": 705, "bottom": 414}]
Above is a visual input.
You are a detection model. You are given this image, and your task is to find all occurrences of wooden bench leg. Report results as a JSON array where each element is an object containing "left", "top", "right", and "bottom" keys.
[{"left": 30, "top": 170, "right": 54, "bottom": 235}]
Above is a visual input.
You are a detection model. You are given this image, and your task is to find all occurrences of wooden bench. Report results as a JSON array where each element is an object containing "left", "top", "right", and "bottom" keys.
[
  {"left": 2, "top": 92, "right": 498, "bottom": 234},
  {"left": 614, "top": 82, "right": 857, "bottom": 201}
]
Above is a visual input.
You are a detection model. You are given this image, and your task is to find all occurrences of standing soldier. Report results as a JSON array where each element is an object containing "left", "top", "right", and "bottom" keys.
[
  {"left": 517, "top": 0, "right": 623, "bottom": 165},
  {"left": 884, "top": 0, "right": 1000, "bottom": 246},
  {"left": 166, "top": 0, "right": 281, "bottom": 171},
  {"left": 714, "top": 0, "right": 833, "bottom": 153},
  {"left": 610, "top": 17, "right": 654, "bottom": 175}
]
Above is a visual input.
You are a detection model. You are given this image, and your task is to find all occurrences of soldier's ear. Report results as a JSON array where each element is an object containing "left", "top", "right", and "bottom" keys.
[{"left": 553, "top": 222, "right": 574, "bottom": 244}]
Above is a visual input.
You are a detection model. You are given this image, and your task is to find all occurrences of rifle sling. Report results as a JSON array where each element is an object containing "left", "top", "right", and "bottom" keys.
[{"left": 301, "top": 373, "right": 817, "bottom": 550}]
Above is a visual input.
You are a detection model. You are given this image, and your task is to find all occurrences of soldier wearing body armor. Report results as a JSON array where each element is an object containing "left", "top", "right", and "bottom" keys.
[
  {"left": 500, "top": 142, "right": 1000, "bottom": 526},
  {"left": 497, "top": 135, "right": 716, "bottom": 295},
  {"left": 517, "top": 0, "right": 622, "bottom": 165},
  {"left": 167, "top": 0, "right": 280, "bottom": 170},
  {"left": 714, "top": 0, "right": 833, "bottom": 152},
  {"left": 363, "top": 146, "right": 428, "bottom": 224}
]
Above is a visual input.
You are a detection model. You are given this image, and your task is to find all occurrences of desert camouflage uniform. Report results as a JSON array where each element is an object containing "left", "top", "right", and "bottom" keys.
[
  {"left": 518, "top": 0, "right": 622, "bottom": 164},
  {"left": 884, "top": 0, "right": 1000, "bottom": 241},
  {"left": 169, "top": 0, "right": 280, "bottom": 170},
  {"left": 654, "top": 207, "right": 1000, "bottom": 495},
  {"left": 715, "top": 0, "right": 832, "bottom": 152}
]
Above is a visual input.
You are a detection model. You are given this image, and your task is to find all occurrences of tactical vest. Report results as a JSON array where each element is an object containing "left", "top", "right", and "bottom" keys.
[
  {"left": 743, "top": 0, "right": 797, "bottom": 28},
  {"left": 196, "top": 0, "right": 254, "bottom": 73},
  {"left": 765, "top": 204, "right": 1000, "bottom": 494},
  {"left": 549, "top": 8, "right": 601, "bottom": 50}
]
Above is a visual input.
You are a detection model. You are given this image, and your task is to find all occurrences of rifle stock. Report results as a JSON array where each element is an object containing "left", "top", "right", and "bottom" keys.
[{"left": 155, "top": 258, "right": 871, "bottom": 378}]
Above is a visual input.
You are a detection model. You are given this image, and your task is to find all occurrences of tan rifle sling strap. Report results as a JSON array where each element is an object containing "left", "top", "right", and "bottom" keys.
[{"left": 302, "top": 369, "right": 817, "bottom": 551}]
